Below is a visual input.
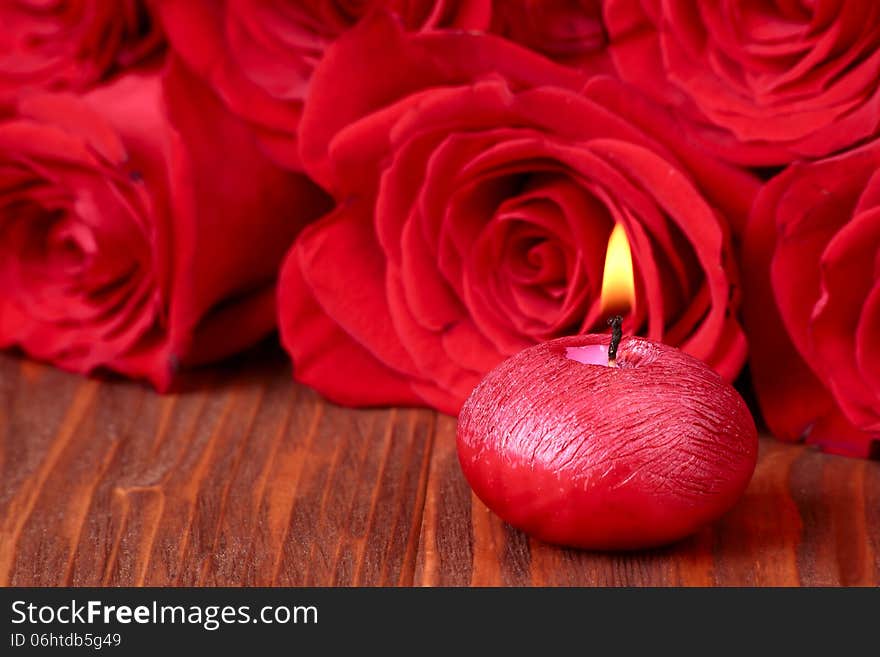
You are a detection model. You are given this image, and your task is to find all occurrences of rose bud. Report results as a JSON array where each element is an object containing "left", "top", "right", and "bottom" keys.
[{"left": 457, "top": 331, "right": 758, "bottom": 550}]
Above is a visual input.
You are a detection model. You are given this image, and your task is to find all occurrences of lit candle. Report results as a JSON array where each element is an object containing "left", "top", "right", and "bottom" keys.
[{"left": 457, "top": 223, "right": 758, "bottom": 550}]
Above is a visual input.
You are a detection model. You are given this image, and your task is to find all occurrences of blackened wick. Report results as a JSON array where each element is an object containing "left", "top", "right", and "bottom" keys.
[{"left": 608, "top": 315, "right": 623, "bottom": 365}]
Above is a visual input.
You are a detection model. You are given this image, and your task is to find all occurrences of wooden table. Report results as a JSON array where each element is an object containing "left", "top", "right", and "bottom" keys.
[{"left": 1, "top": 346, "right": 878, "bottom": 587}]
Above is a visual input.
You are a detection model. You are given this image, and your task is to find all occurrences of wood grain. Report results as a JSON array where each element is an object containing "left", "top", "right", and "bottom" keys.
[
  {"left": 0, "top": 349, "right": 433, "bottom": 586},
  {"left": 414, "top": 424, "right": 880, "bottom": 586},
  {"left": 1, "top": 349, "right": 878, "bottom": 587}
]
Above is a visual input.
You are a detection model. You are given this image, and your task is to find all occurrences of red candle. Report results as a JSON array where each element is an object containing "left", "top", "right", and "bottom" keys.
[
  {"left": 456, "top": 225, "right": 758, "bottom": 550},
  {"left": 458, "top": 330, "right": 757, "bottom": 550}
]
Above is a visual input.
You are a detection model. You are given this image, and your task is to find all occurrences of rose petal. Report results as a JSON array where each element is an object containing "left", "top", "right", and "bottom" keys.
[
  {"left": 278, "top": 247, "right": 424, "bottom": 408},
  {"left": 162, "top": 57, "right": 330, "bottom": 360},
  {"left": 810, "top": 207, "right": 880, "bottom": 430},
  {"left": 293, "top": 202, "right": 421, "bottom": 377},
  {"left": 743, "top": 169, "right": 839, "bottom": 441},
  {"left": 299, "top": 12, "right": 583, "bottom": 186}
]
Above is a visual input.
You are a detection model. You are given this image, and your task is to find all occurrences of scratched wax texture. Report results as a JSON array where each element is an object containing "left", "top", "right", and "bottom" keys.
[{"left": 457, "top": 337, "right": 757, "bottom": 549}]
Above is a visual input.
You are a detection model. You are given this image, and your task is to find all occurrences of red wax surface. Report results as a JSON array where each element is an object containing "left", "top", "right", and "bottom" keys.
[{"left": 457, "top": 335, "right": 758, "bottom": 550}]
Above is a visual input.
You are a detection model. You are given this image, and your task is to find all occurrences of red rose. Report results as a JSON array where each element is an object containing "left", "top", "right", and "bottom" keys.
[
  {"left": 0, "top": 0, "right": 162, "bottom": 108},
  {"left": 606, "top": 1, "right": 880, "bottom": 165},
  {"left": 743, "top": 142, "right": 880, "bottom": 458},
  {"left": 155, "top": 0, "right": 490, "bottom": 170},
  {"left": 279, "top": 16, "right": 757, "bottom": 415},
  {"left": 0, "top": 60, "right": 330, "bottom": 390},
  {"left": 491, "top": 0, "right": 606, "bottom": 64}
]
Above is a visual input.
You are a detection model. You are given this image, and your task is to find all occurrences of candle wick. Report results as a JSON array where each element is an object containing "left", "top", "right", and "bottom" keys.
[{"left": 607, "top": 315, "right": 623, "bottom": 367}]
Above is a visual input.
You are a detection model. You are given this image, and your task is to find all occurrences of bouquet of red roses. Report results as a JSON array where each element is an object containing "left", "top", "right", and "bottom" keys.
[{"left": 1, "top": 0, "right": 877, "bottom": 459}]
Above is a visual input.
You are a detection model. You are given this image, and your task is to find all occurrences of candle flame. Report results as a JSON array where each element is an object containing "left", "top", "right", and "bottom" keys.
[{"left": 600, "top": 223, "right": 635, "bottom": 316}]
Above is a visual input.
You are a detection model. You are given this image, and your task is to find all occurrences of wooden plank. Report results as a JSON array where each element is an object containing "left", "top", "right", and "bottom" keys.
[
  {"left": 2, "top": 348, "right": 878, "bottom": 587},
  {"left": 414, "top": 421, "right": 880, "bottom": 586},
  {"left": 0, "top": 349, "right": 434, "bottom": 586}
]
